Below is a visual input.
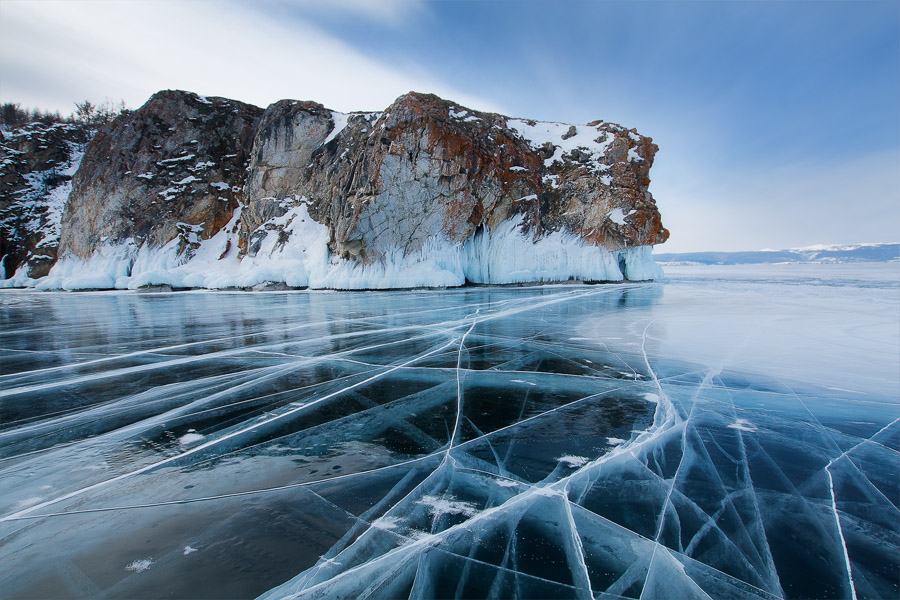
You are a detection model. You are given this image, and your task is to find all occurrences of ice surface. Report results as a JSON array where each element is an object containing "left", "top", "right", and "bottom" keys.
[{"left": 0, "top": 264, "right": 897, "bottom": 599}]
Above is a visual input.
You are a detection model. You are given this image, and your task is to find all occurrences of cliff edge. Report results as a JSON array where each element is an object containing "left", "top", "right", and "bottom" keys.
[{"left": 2, "top": 90, "right": 668, "bottom": 290}]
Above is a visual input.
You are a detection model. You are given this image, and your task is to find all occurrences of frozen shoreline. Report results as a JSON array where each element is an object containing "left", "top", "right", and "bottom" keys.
[{"left": 1, "top": 212, "right": 663, "bottom": 291}]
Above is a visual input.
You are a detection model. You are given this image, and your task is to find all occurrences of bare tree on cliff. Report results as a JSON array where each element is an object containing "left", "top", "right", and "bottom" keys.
[
  {"left": 73, "top": 100, "right": 96, "bottom": 126},
  {"left": 1, "top": 103, "right": 30, "bottom": 128},
  {"left": 74, "top": 99, "right": 128, "bottom": 129},
  {"left": 1, "top": 99, "right": 127, "bottom": 131}
]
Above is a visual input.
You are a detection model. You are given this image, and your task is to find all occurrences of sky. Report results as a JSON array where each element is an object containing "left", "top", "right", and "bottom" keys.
[{"left": 1, "top": 0, "right": 897, "bottom": 252}]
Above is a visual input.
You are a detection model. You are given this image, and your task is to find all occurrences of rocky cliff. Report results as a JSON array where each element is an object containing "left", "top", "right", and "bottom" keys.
[
  {"left": 2, "top": 90, "right": 668, "bottom": 290},
  {"left": 60, "top": 91, "right": 262, "bottom": 259},
  {"left": 0, "top": 123, "right": 89, "bottom": 279}
]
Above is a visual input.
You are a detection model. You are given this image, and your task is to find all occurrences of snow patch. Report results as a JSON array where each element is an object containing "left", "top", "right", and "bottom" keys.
[
  {"left": 607, "top": 208, "right": 635, "bottom": 226},
  {"left": 323, "top": 112, "right": 349, "bottom": 147},
  {"left": 178, "top": 430, "right": 205, "bottom": 445},
  {"left": 158, "top": 154, "right": 195, "bottom": 165},
  {"left": 728, "top": 419, "right": 757, "bottom": 432},
  {"left": 507, "top": 118, "right": 616, "bottom": 171},
  {"left": 372, "top": 516, "right": 402, "bottom": 530},
  {"left": 14, "top": 496, "right": 44, "bottom": 509},
  {"left": 417, "top": 495, "right": 478, "bottom": 518},
  {"left": 449, "top": 107, "right": 480, "bottom": 122},
  {"left": 125, "top": 559, "right": 153, "bottom": 573},
  {"left": 494, "top": 479, "right": 520, "bottom": 488},
  {"left": 558, "top": 455, "right": 589, "bottom": 468}
]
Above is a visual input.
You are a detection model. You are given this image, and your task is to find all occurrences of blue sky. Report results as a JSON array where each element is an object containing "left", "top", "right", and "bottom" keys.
[{"left": 2, "top": 0, "right": 897, "bottom": 251}]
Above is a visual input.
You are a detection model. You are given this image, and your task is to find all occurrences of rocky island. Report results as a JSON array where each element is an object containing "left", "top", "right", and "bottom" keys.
[{"left": 1, "top": 90, "right": 667, "bottom": 290}]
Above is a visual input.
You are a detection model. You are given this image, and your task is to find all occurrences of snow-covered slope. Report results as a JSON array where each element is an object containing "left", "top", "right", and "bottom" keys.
[{"left": 0, "top": 123, "right": 89, "bottom": 282}]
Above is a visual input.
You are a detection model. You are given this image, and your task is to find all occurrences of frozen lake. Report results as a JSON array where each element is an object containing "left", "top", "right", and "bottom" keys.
[{"left": 1, "top": 263, "right": 897, "bottom": 599}]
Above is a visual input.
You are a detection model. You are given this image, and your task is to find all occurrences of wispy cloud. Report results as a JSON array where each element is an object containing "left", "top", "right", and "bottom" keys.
[
  {"left": 260, "top": 0, "right": 427, "bottom": 27},
  {"left": 0, "top": 0, "right": 498, "bottom": 114}
]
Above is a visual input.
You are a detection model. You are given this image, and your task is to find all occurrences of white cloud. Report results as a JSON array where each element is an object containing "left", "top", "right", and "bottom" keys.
[
  {"left": 262, "top": 0, "right": 426, "bottom": 27},
  {"left": 0, "top": 0, "right": 500, "bottom": 115}
]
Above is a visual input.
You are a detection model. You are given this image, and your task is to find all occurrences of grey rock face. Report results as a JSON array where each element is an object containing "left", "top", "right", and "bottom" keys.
[
  {"left": 240, "top": 92, "right": 667, "bottom": 265},
  {"left": 239, "top": 99, "right": 333, "bottom": 256}
]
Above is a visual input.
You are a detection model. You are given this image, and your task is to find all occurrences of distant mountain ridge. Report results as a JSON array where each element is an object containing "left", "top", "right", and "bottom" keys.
[{"left": 654, "top": 243, "right": 899, "bottom": 265}]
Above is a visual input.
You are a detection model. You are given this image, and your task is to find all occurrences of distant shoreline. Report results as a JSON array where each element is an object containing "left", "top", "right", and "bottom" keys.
[{"left": 654, "top": 242, "right": 898, "bottom": 265}]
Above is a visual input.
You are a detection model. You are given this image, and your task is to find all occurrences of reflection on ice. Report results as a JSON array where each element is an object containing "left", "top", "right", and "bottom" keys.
[{"left": 0, "top": 268, "right": 897, "bottom": 599}]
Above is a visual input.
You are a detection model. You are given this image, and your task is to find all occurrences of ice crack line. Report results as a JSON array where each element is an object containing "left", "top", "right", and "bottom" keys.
[
  {"left": 1, "top": 453, "right": 438, "bottom": 521},
  {"left": 0, "top": 296, "right": 511, "bottom": 383},
  {"left": 786, "top": 383, "right": 900, "bottom": 600},
  {"left": 0, "top": 314, "right": 464, "bottom": 398},
  {"left": 821, "top": 415, "right": 899, "bottom": 600},
  {"left": 824, "top": 463, "right": 857, "bottom": 600},
  {"left": 0, "top": 338, "right": 457, "bottom": 523},
  {"left": 446, "top": 309, "right": 479, "bottom": 454}
]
